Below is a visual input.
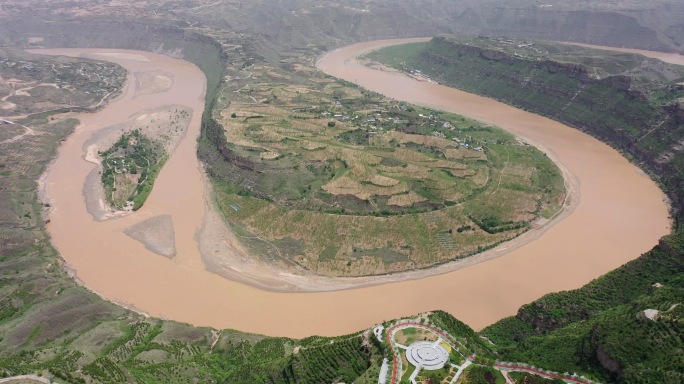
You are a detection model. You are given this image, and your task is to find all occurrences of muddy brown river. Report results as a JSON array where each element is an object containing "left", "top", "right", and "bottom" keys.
[{"left": 36, "top": 41, "right": 672, "bottom": 338}]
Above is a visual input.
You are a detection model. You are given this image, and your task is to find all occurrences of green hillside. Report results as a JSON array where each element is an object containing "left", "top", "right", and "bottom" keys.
[{"left": 483, "top": 230, "right": 684, "bottom": 383}]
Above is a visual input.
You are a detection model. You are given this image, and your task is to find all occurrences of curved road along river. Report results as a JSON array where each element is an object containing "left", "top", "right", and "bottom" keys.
[{"left": 37, "top": 41, "right": 672, "bottom": 338}]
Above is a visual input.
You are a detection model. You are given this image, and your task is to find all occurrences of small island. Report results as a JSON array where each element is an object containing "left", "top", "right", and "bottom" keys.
[{"left": 92, "top": 106, "right": 191, "bottom": 214}]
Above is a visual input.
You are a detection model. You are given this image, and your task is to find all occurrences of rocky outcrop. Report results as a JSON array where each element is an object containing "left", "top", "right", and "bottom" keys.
[{"left": 591, "top": 325, "right": 623, "bottom": 378}]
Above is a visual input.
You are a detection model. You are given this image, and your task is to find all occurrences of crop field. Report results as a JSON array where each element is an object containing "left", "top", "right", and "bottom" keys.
[
  {"left": 212, "top": 55, "right": 566, "bottom": 276},
  {"left": 368, "top": 38, "right": 684, "bottom": 222}
]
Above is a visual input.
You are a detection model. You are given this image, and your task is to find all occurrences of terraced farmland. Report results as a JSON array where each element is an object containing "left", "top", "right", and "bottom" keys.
[{"left": 211, "top": 61, "right": 566, "bottom": 276}]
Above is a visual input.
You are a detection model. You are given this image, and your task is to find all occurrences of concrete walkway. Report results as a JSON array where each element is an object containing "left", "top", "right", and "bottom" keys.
[
  {"left": 378, "top": 358, "right": 389, "bottom": 384},
  {"left": 450, "top": 360, "right": 471, "bottom": 384}
]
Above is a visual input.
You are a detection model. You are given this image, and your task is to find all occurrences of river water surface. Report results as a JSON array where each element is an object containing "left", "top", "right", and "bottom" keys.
[{"left": 37, "top": 41, "right": 672, "bottom": 338}]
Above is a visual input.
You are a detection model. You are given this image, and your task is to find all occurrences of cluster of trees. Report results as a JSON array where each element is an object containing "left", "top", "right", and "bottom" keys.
[
  {"left": 508, "top": 372, "right": 565, "bottom": 384},
  {"left": 463, "top": 365, "right": 505, "bottom": 384},
  {"left": 100, "top": 129, "right": 165, "bottom": 210},
  {"left": 281, "top": 336, "right": 371, "bottom": 384},
  {"left": 470, "top": 215, "right": 529, "bottom": 234},
  {"left": 429, "top": 311, "right": 495, "bottom": 359}
]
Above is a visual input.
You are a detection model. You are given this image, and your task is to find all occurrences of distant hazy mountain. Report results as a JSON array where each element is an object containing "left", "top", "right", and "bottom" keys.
[{"left": 1, "top": 0, "right": 682, "bottom": 53}]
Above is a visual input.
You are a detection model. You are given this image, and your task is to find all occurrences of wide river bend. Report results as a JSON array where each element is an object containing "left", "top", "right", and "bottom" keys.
[{"left": 36, "top": 41, "right": 672, "bottom": 338}]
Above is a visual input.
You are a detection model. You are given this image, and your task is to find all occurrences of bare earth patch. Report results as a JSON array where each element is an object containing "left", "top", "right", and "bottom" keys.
[{"left": 260, "top": 151, "right": 281, "bottom": 160}]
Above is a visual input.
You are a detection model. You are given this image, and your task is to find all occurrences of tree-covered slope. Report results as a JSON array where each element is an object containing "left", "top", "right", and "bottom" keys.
[{"left": 482, "top": 230, "right": 684, "bottom": 383}]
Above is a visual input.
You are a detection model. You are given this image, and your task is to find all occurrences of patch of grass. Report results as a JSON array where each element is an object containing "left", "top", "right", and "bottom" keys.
[
  {"left": 352, "top": 247, "right": 409, "bottom": 265},
  {"left": 365, "top": 42, "right": 426, "bottom": 69},
  {"left": 319, "top": 245, "right": 340, "bottom": 261},
  {"left": 401, "top": 361, "right": 416, "bottom": 382}
]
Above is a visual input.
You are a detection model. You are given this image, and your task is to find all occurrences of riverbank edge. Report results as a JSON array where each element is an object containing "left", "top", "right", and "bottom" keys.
[{"left": 192, "top": 38, "right": 581, "bottom": 292}]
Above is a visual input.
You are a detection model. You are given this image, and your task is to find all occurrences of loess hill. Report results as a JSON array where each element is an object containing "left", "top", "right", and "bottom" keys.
[{"left": 203, "top": 55, "right": 565, "bottom": 277}]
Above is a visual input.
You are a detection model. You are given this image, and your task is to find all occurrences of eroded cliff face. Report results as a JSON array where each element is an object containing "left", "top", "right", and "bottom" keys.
[
  {"left": 463, "top": 0, "right": 684, "bottom": 52},
  {"left": 0, "top": 18, "right": 226, "bottom": 70},
  {"left": 2, "top": 1, "right": 683, "bottom": 55},
  {"left": 592, "top": 327, "right": 623, "bottom": 378},
  {"left": 176, "top": 0, "right": 684, "bottom": 54}
]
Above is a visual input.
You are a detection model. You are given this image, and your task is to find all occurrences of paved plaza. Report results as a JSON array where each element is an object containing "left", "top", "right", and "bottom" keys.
[{"left": 405, "top": 340, "right": 449, "bottom": 370}]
